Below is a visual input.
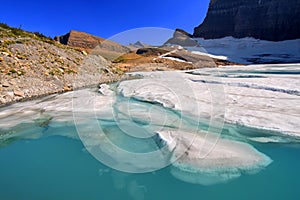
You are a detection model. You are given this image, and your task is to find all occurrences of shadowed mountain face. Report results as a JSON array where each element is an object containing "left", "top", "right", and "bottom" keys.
[{"left": 194, "top": 0, "right": 300, "bottom": 41}]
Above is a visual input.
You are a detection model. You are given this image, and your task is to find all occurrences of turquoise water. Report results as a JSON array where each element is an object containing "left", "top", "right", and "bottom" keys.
[{"left": 0, "top": 121, "right": 299, "bottom": 200}]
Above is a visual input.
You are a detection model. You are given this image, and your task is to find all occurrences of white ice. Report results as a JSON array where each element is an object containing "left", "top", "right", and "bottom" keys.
[
  {"left": 187, "top": 37, "right": 300, "bottom": 64},
  {"left": 158, "top": 130, "right": 272, "bottom": 185}
]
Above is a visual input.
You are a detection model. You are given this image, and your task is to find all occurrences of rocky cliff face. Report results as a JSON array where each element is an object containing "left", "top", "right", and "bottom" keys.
[
  {"left": 55, "top": 30, "right": 105, "bottom": 50},
  {"left": 194, "top": 0, "right": 300, "bottom": 41},
  {"left": 55, "top": 30, "right": 130, "bottom": 60}
]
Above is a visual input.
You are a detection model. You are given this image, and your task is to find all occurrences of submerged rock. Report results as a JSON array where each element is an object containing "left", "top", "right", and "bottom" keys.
[{"left": 34, "top": 115, "right": 53, "bottom": 128}]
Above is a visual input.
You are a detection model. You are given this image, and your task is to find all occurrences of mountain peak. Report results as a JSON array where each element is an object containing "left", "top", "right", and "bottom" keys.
[
  {"left": 164, "top": 29, "right": 200, "bottom": 47},
  {"left": 54, "top": 30, "right": 105, "bottom": 50}
]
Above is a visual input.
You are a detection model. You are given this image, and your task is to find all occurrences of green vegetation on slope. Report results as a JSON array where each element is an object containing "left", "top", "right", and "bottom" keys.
[{"left": 0, "top": 23, "right": 56, "bottom": 45}]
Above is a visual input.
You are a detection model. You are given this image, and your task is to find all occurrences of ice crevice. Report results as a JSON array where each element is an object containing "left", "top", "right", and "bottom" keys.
[{"left": 190, "top": 79, "right": 300, "bottom": 96}]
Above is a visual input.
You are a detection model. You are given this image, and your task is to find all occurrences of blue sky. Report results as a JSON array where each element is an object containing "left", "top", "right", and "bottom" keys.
[{"left": 0, "top": 0, "right": 210, "bottom": 39}]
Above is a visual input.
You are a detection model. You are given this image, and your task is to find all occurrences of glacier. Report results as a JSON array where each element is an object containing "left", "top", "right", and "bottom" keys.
[{"left": 189, "top": 37, "right": 300, "bottom": 64}]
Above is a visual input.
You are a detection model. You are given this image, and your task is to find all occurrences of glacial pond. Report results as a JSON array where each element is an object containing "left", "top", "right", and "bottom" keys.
[{"left": 1, "top": 64, "right": 299, "bottom": 199}]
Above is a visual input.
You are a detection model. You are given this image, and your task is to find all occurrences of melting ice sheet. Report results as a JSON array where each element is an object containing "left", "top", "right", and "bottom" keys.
[
  {"left": 0, "top": 63, "right": 299, "bottom": 185},
  {"left": 119, "top": 64, "right": 300, "bottom": 140}
]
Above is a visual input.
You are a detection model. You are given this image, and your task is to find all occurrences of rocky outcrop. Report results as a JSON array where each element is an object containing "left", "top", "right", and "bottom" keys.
[
  {"left": 54, "top": 30, "right": 104, "bottom": 50},
  {"left": 194, "top": 0, "right": 300, "bottom": 41},
  {"left": 55, "top": 30, "right": 130, "bottom": 60}
]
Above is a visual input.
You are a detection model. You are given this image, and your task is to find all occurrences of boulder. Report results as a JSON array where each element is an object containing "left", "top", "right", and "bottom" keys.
[{"left": 13, "top": 89, "right": 25, "bottom": 97}]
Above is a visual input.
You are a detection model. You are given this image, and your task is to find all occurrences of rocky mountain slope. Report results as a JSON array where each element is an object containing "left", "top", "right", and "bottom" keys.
[
  {"left": 0, "top": 24, "right": 235, "bottom": 105},
  {"left": 0, "top": 24, "right": 120, "bottom": 105},
  {"left": 194, "top": 0, "right": 300, "bottom": 41},
  {"left": 55, "top": 29, "right": 233, "bottom": 72}
]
